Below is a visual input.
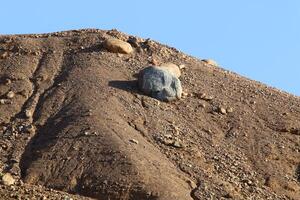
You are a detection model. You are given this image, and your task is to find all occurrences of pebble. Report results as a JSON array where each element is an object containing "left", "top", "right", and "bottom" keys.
[
  {"left": 219, "top": 107, "right": 227, "bottom": 115},
  {"left": 199, "top": 103, "right": 206, "bottom": 108},
  {"left": 201, "top": 59, "right": 218, "bottom": 66},
  {"left": 1, "top": 173, "right": 15, "bottom": 186},
  {"left": 0, "top": 99, "right": 6, "bottom": 104},
  {"left": 104, "top": 38, "right": 133, "bottom": 54},
  {"left": 6, "top": 91, "right": 15, "bottom": 99},
  {"left": 129, "top": 139, "right": 139, "bottom": 144},
  {"left": 172, "top": 140, "right": 183, "bottom": 148},
  {"left": 186, "top": 179, "right": 197, "bottom": 189},
  {"left": 0, "top": 51, "right": 9, "bottom": 59},
  {"left": 5, "top": 78, "right": 12, "bottom": 85},
  {"left": 226, "top": 107, "right": 234, "bottom": 113},
  {"left": 25, "top": 109, "right": 33, "bottom": 118}
]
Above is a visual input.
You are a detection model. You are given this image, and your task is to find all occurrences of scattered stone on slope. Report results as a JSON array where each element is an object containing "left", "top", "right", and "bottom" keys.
[
  {"left": 195, "top": 93, "right": 214, "bottom": 101},
  {"left": 6, "top": 91, "right": 15, "bottom": 99},
  {"left": 25, "top": 109, "right": 33, "bottom": 118},
  {"left": 226, "top": 107, "right": 234, "bottom": 113},
  {"left": 129, "top": 139, "right": 139, "bottom": 144},
  {"left": 138, "top": 66, "right": 182, "bottom": 102},
  {"left": 1, "top": 173, "right": 15, "bottom": 186},
  {"left": 103, "top": 38, "right": 133, "bottom": 54},
  {"left": 202, "top": 59, "right": 218, "bottom": 66},
  {"left": 0, "top": 51, "right": 9, "bottom": 59},
  {"left": 219, "top": 107, "right": 227, "bottom": 115}
]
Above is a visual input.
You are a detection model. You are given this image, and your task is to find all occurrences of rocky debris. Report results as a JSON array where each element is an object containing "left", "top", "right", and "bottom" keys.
[
  {"left": 1, "top": 173, "right": 15, "bottom": 186},
  {"left": 25, "top": 109, "right": 33, "bottom": 118},
  {"left": 4, "top": 78, "right": 11, "bottom": 85},
  {"left": 179, "top": 64, "right": 186, "bottom": 70},
  {"left": 103, "top": 38, "right": 133, "bottom": 54},
  {"left": 141, "top": 96, "right": 161, "bottom": 108},
  {"left": 219, "top": 107, "right": 227, "bottom": 115},
  {"left": 0, "top": 51, "right": 9, "bottom": 59},
  {"left": 226, "top": 107, "right": 234, "bottom": 113},
  {"left": 195, "top": 93, "right": 214, "bottom": 101},
  {"left": 159, "top": 62, "right": 181, "bottom": 78},
  {"left": 129, "top": 139, "right": 139, "bottom": 144},
  {"left": 138, "top": 66, "right": 182, "bottom": 102},
  {"left": 6, "top": 91, "right": 15, "bottom": 99},
  {"left": 201, "top": 59, "right": 218, "bottom": 66}
]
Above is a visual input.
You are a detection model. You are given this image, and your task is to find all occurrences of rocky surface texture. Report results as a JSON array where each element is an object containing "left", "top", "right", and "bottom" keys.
[
  {"left": 138, "top": 66, "right": 182, "bottom": 102},
  {"left": 0, "top": 29, "right": 300, "bottom": 200}
]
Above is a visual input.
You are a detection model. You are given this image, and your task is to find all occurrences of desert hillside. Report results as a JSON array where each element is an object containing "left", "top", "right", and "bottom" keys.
[{"left": 0, "top": 29, "right": 300, "bottom": 200}]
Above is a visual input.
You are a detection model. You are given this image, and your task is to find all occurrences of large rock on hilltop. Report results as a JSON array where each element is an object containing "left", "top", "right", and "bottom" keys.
[{"left": 138, "top": 66, "right": 182, "bottom": 101}]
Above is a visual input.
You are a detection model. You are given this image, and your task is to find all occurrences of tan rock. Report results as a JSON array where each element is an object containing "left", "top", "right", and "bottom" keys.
[
  {"left": 219, "top": 107, "right": 227, "bottom": 115},
  {"left": 1, "top": 173, "right": 15, "bottom": 186},
  {"left": 202, "top": 59, "right": 218, "bottom": 66},
  {"left": 6, "top": 91, "right": 15, "bottom": 99},
  {"left": 159, "top": 62, "right": 181, "bottom": 78},
  {"left": 104, "top": 38, "right": 133, "bottom": 54}
]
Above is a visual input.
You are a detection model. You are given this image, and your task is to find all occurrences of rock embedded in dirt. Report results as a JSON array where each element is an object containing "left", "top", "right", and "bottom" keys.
[
  {"left": 129, "top": 139, "right": 139, "bottom": 144},
  {"left": 226, "top": 107, "right": 234, "bottom": 113},
  {"left": 25, "top": 109, "right": 33, "bottom": 118},
  {"left": 219, "top": 107, "right": 227, "bottom": 115},
  {"left": 138, "top": 66, "right": 182, "bottom": 102},
  {"left": 6, "top": 91, "right": 15, "bottom": 99},
  {"left": 202, "top": 59, "right": 218, "bottom": 66},
  {"left": 103, "top": 38, "right": 133, "bottom": 54},
  {"left": 1, "top": 173, "right": 15, "bottom": 186},
  {"left": 0, "top": 51, "right": 9, "bottom": 59}
]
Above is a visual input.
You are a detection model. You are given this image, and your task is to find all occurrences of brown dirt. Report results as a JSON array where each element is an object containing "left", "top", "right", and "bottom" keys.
[{"left": 0, "top": 29, "right": 299, "bottom": 200}]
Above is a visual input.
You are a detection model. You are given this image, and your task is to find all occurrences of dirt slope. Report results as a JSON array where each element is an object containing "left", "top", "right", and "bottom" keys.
[{"left": 0, "top": 29, "right": 299, "bottom": 200}]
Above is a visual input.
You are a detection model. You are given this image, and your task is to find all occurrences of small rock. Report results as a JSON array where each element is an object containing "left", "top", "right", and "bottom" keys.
[
  {"left": 1, "top": 173, "right": 15, "bottom": 186},
  {"left": 104, "top": 38, "right": 133, "bottom": 54},
  {"left": 219, "top": 107, "right": 227, "bottom": 115},
  {"left": 202, "top": 59, "right": 218, "bottom": 66},
  {"left": 199, "top": 103, "right": 206, "bottom": 108},
  {"left": 0, "top": 99, "right": 6, "bottom": 104},
  {"left": 6, "top": 91, "right": 15, "bottom": 99},
  {"left": 5, "top": 78, "right": 12, "bottom": 85},
  {"left": 83, "top": 131, "right": 90, "bottom": 136},
  {"left": 172, "top": 140, "right": 183, "bottom": 148},
  {"left": 179, "top": 64, "right": 186, "bottom": 69},
  {"left": 25, "top": 109, "right": 33, "bottom": 118},
  {"left": 0, "top": 51, "right": 9, "bottom": 59},
  {"left": 182, "top": 92, "right": 188, "bottom": 98},
  {"left": 129, "top": 139, "right": 139, "bottom": 144},
  {"left": 186, "top": 179, "right": 197, "bottom": 189},
  {"left": 226, "top": 107, "right": 234, "bottom": 113},
  {"left": 196, "top": 93, "right": 213, "bottom": 101}
]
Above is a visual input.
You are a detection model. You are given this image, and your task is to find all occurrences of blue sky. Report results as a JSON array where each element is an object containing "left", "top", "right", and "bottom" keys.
[{"left": 1, "top": 1, "right": 299, "bottom": 95}]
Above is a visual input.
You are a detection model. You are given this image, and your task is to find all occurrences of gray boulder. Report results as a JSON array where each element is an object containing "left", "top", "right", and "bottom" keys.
[{"left": 138, "top": 66, "right": 182, "bottom": 102}]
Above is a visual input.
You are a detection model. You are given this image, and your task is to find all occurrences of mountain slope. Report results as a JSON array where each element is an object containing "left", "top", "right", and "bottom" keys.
[{"left": 0, "top": 29, "right": 299, "bottom": 199}]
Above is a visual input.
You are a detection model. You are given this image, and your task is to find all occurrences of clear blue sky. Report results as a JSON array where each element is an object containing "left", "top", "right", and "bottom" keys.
[{"left": 1, "top": 1, "right": 299, "bottom": 96}]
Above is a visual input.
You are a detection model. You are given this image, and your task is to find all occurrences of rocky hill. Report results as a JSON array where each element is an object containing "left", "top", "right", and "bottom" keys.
[{"left": 0, "top": 29, "right": 299, "bottom": 200}]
